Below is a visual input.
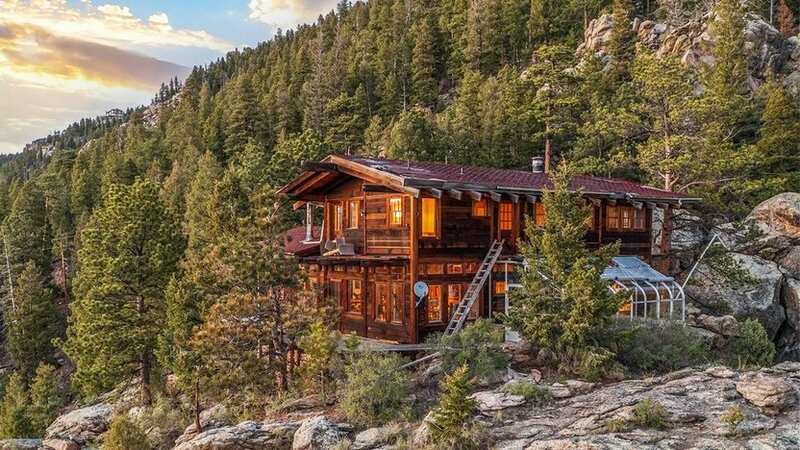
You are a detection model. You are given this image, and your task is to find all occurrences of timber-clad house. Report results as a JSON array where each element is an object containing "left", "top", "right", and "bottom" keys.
[{"left": 279, "top": 155, "right": 699, "bottom": 344}]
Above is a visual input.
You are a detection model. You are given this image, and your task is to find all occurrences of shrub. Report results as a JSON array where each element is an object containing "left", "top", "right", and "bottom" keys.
[
  {"left": 604, "top": 418, "right": 628, "bottom": 433},
  {"left": 339, "top": 352, "right": 410, "bottom": 427},
  {"left": 429, "top": 364, "right": 479, "bottom": 448},
  {"left": 429, "top": 319, "right": 509, "bottom": 380},
  {"left": 630, "top": 398, "right": 668, "bottom": 429},
  {"left": 720, "top": 405, "right": 745, "bottom": 431},
  {"left": 102, "top": 415, "right": 150, "bottom": 450},
  {"left": 500, "top": 381, "right": 552, "bottom": 405},
  {"left": 29, "top": 363, "right": 65, "bottom": 435},
  {"left": 298, "top": 322, "right": 342, "bottom": 401},
  {"left": 613, "top": 320, "right": 712, "bottom": 375},
  {"left": 729, "top": 319, "right": 775, "bottom": 369}
]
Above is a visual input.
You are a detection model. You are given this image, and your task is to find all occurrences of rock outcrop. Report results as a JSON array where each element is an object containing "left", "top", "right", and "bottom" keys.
[
  {"left": 172, "top": 421, "right": 298, "bottom": 450},
  {"left": 481, "top": 364, "right": 800, "bottom": 449},
  {"left": 579, "top": 12, "right": 799, "bottom": 93},
  {"left": 291, "top": 416, "right": 349, "bottom": 450},
  {"left": 43, "top": 403, "right": 113, "bottom": 450}
]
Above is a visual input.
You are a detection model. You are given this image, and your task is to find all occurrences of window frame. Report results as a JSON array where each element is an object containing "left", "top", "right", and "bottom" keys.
[
  {"left": 427, "top": 284, "right": 443, "bottom": 323},
  {"left": 387, "top": 196, "right": 404, "bottom": 227},
  {"left": 420, "top": 197, "right": 439, "bottom": 238},
  {"left": 472, "top": 199, "right": 488, "bottom": 217},
  {"left": 499, "top": 202, "right": 514, "bottom": 231},
  {"left": 333, "top": 202, "right": 344, "bottom": 235},
  {"left": 347, "top": 199, "right": 361, "bottom": 229},
  {"left": 374, "top": 282, "right": 389, "bottom": 322},
  {"left": 345, "top": 279, "right": 363, "bottom": 315},
  {"left": 605, "top": 205, "right": 646, "bottom": 232},
  {"left": 390, "top": 282, "right": 403, "bottom": 324}
]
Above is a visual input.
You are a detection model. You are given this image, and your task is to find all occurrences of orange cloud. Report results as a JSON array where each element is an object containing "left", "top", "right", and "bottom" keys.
[{"left": 0, "top": 22, "right": 189, "bottom": 90}]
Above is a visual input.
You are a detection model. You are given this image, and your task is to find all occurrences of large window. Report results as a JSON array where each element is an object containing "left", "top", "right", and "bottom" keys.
[
  {"left": 494, "top": 281, "right": 507, "bottom": 295},
  {"left": 427, "top": 284, "right": 442, "bottom": 323},
  {"left": 534, "top": 202, "right": 546, "bottom": 227},
  {"left": 421, "top": 198, "right": 438, "bottom": 238},
  {"left": 390, "top": 283, "right": 403, "bottom": 324},
  {"left": 472, "top": 199, "right": 488, "bottom": 217},
  {"left": 346, "top": 279, "right": 363, "bottom": 314},
  {"left": 375, "top": 282, "right": 389, "bottom": 322},
  {"left": 605, "top": 206, "right": 646, "bottom": 231},
  {"left": 499, "top": 202, "right": 513, "bottom": 231},
  {"left": 388, "top": 197, "right": 403, "bottom": 226},
  {"left": 348, "top": 199, "right": 360, "bottom": 229}
]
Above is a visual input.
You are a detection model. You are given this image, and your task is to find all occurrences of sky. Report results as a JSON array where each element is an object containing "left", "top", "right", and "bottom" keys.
[{"left": 0, "top": 0, "right": 340, "bottom": 154}]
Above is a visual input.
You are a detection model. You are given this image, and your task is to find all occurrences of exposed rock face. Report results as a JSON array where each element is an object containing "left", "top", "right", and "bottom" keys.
[
  {"left": 749, "top": 193, "right": 800, "bottom": 242},
  {"left": 471, "top": 391, "right": 526, "bottom": 412},
  {"left": 579, "top": 12, "right": 799, "bottom": 92},
  {"left": 736, "top": 372, "right": 797, "bottom": 415},
  {"left": 291, "top": 416, "right": 349, "bottom": 450},
  {"left": 172, "top": 421, "right": 298, "bottom": 450},
  {"left": 685, "top": 253, "right": 786, "bottom": 339},
  {"left": 44, "top": 403, "right": 113, "bottom": 449},
  {"left": 351, "top": 424, "right": 405, "bottom": 450},
  {"left": 486, "top": 365, "right": 800, "bottom": 449},
  {"left": 0, "top": 440, "right": 42, "bottom": 450}
]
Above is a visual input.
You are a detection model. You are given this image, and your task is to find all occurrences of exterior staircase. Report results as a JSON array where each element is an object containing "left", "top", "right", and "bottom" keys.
[{"left": 444, "top": 239, "right": 505, "bottom": 336}]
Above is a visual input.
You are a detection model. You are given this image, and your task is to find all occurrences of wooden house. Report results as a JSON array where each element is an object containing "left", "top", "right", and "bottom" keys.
[{"left": 279, "top": 155, "right": 699, "bottom": 344}]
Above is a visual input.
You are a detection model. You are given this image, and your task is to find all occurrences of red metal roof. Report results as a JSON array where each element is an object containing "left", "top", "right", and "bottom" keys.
[
  {"left": 342, "top": 156, "right": 695, "bottom": 201},
  {"left": 284, "top": 226, "right": 320, "bottom": 256}
]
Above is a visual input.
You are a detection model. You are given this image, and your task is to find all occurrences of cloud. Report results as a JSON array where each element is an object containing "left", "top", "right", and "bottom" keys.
[
  {"left": 0, "top": 22, "right": 190, "bottom": 91},
  {"left": 248, "top": 0, "right": 339, "bottom": 29},
  {"left": 1, "top": 1, "right": 234, "bottom": 52}
]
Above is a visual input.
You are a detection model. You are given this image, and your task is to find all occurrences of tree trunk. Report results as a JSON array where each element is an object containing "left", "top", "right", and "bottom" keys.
[{"left": 141, "top": 350, "right": 152, "bottom": 405}]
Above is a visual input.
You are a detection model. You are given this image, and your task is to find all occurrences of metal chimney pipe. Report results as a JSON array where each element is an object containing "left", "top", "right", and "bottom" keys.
[{"left": 531, "top": 157, "right": 545, "bottom": 173}]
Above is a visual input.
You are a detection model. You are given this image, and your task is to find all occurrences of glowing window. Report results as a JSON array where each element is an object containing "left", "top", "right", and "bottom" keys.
[
  {"left": 334, "top": 203, "right": 344, "bottom": 234},
  {"left": 606, "top": 206, "right": 619, "bottom": 230},
  {"left": 421, "top": 198, "right": 438, "bottom": 237},
  {"left": 388, "top": 197, "right": 403, "bottom": 226},
  {"left": 499, "top": 202, "right": 514, "bottom": 231},
  {"left": 495, "top": 281, "right": 507, "bottom": 295},
  {"left": 447, "top": 263, "right": 463, "bottom": 274},
  {"left": 621, "top": 207, "right": 632, "bottom": 229},
  {"left": 390, "top": 283, "right": 403, "bottom": 324},
  {"left": 534, "top": 202, "right": 546, "bottom": 227},
  {"left": 447, "top": 284, "right": 462, "bottom": 312},
  {"left": 347, "top": 279, "right": 363, "bottom": 314},
  {"left": 348, "top": 199, "right": 360, "bottom": 229},
  {"left": 472, "top": 199, "right": 488, "bottom": 217},
  {"left": 375, "top": 282, "right": 389, "bottom": 322},
  {"left": 425, "top": 264, "right": 444, "bottom": 275},
  {"left": 427, "top": 285, "right": 442, "bottom": 323}
]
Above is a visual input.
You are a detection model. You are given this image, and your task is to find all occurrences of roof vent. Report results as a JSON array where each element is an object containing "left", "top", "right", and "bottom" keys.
[{"left": 531, "top": 157, "right": 545, "bottom": 173}]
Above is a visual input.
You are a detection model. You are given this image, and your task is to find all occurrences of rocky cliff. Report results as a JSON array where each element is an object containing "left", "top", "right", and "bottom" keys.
[{"left": 579, "top": 11, "right": 800, "bottom": 94}]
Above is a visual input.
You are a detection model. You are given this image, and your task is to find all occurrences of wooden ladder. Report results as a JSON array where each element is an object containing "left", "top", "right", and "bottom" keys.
[{"left": 444, "top": 239, "right": 505, "bottom": 336}]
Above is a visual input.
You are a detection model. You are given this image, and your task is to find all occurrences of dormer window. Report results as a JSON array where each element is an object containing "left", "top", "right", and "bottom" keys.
[
  {"left": 334, "top": 203, "right": 344, "bottom": 235},
  {"left": 421, "top": 198, "right": 438, "bottom": 238}
]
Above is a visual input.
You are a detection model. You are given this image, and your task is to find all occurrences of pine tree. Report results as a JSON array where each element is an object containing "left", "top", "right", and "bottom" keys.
[
  {"left": 607, "top": 0, "right": 636, "bottom": 78},
  {"left": 2, "top": 181, "right": 51, "bottom": 276},
  {"left": 189, "top": 192, "right": 322, "bottom": 407},
  {"left": 778, "top": 0, "right": 797, "bottom": 37},
  {"left": 6, "top": 261, "right": 61, "bottom": 380},
  {"left": 62, "top": 179, "right": 183, "bottom": 403},
  {"left": 29, "top": 363, "right": 64, "bottom": 435},
  {"left": 412, "top": 16, "right": 439, "bottom": 108},
  {"left": 224, "top": 75, "right": 267, "bottom": 158},
  {"left": 0, "top": 373, "right": 32, "bottom": 439},
  {"left": 504, "top": 164, "right": 624, "bottom": 379},
  {"left": 429, "top": 364, "right": 478, "bottom": 446}
]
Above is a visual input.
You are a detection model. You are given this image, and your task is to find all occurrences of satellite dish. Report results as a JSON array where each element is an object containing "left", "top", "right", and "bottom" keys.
[{"left": 413, "top": 281, "right": 429, "bottom": 299}]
